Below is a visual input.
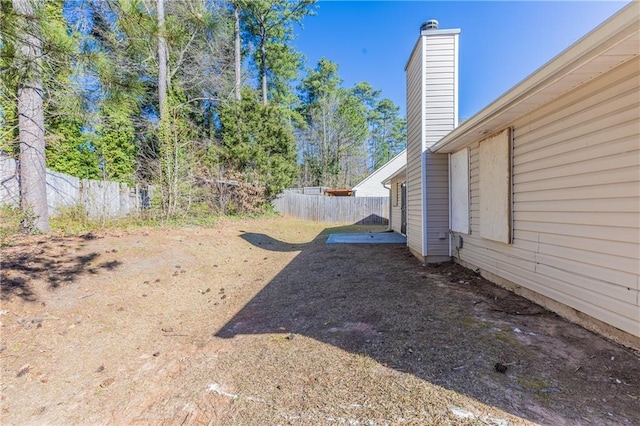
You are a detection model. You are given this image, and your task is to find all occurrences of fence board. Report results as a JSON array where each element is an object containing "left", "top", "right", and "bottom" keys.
[
  {"left": 1, "top": 154, "right": 149, "bottom": 220},
  {"left": 273, "top": 191, "right": 389, "bottom": 224}
]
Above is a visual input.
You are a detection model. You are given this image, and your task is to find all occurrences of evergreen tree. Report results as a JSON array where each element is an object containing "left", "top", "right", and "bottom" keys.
[
  {"left": 239, "top": 0, "right": 316, "bottom": 106},
  {"left": 218, "top": 89, "right": 297, "bottom": 199}
]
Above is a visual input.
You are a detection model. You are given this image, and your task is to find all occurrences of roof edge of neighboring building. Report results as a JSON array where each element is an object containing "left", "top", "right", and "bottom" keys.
[
  {"left": 430, "top": 2, "right": 639, "bottom": 154},
  {"left": 353, "top": 149, "right": 407, "bottom": 190}
]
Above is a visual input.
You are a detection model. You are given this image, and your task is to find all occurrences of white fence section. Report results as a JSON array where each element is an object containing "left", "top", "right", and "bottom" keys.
[
  {"left": 273, "top": 190, "right": 389, "bottom": 225},
  {"left": 1, "top": 155, "right": 149, "bottom": 219}
]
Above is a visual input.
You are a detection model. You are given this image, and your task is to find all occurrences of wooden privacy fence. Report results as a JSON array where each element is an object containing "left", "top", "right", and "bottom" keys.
[
  {"left": 1, "top": 154, "right": 150, "bottom": 220},
  {"left": 273, "top": 190, "right": 389, "bottom": 224}
]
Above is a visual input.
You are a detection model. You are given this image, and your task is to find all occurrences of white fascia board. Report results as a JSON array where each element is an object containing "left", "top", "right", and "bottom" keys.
[
  {"left": 422, "top": 29, "right": 461, "bottom": 37},
  {"left": 381, "top": 165, "right": 407, "bottom": 185},
  {"left": 430, "top": 2, "right": 638, "bottom": 154}
]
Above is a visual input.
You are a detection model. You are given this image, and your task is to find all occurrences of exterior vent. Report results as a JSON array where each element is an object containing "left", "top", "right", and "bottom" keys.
[{"left": 420, "top": 20, "right": 439, "bottom": 32}]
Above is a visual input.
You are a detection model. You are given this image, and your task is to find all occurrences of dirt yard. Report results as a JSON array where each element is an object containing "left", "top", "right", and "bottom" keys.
[{"left": 1, "top": 216, "right": 639, "bottom": 425}]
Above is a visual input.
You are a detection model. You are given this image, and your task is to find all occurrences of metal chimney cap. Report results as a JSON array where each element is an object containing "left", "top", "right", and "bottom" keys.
[{"left": 420, "top": 19, "right": 439, "bottom": 32}]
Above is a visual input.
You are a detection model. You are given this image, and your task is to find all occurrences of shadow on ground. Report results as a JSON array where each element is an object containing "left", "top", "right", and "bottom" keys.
[
  {"left": 0, "top": 233, "right": 122, "bottom": 301},
  {"left": 217, "top": 226, "right": 640, "bottom": 424}
]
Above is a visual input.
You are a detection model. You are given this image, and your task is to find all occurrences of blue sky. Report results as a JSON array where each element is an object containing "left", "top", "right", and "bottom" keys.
[{"left": 292, "top": 1, "right": 630, "bottom": 119}]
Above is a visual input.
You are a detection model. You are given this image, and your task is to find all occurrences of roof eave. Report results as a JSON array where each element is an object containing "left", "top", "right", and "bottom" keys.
[
  {"left": 430, "top": 2, "right": 639, "bottom": 154},
  {"left": 381, "top": 165, "right": 407, "bottom": 185}
]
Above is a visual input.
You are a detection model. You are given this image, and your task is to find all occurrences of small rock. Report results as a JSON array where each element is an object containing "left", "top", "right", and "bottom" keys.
[
  {"left": 153, "top": 352, "right": 160, "bottom": 357},
  {"left": 494, "top": 362, "right": 508, "bottom": 373},
  {"left": 96, "top": 365, "right": 105, "bottom": 373},
  {"left": 99, "top": 377, "right": 115, "bottom": 388},
  {"left": 17, "top": 364, "right": 30, "bottom": 377},
  {"left": 285, "top": 333, "right": 295, "bottom": 340},
  {"left": 513, "top": 328, "right": 522, "bottom": 334},
  {"left": 450, "top": 406, "right": 475, "bottom": 419}
]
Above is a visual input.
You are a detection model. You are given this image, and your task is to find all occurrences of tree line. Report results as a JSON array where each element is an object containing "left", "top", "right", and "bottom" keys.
[{"left": 0, "top": 0, "right": 405, "bottom": 232}]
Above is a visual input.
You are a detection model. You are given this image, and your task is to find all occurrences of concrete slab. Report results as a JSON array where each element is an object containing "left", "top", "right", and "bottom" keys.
[{"left": 326, "top": 232, "right": 407, "bottom": 244}]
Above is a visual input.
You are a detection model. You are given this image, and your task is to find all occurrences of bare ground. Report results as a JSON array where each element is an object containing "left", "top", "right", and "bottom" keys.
[{"left": 1, "top": 216, "right": 639, "bottom": 425}]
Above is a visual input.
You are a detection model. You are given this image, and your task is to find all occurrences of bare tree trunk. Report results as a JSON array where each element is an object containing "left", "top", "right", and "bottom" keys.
[
  {"left": 234, "top": 4, "right": 241, "bottom": 101},
  {"left": 260, "top": 28, "right": 267, "bottom": 105},
  {"left": 156, "top": 0, "right": 172, "bottom": 217},
  {"left": 13, "top": 0, "right": 50, "bottom": 232},
  {"left": 157, "top": 0, "right": 168, "bottom": 120}
]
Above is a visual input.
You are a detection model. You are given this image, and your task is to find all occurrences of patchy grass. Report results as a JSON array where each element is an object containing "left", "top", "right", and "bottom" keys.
[
  {"left": 0, "top": 205, "right": 23, "bottom": 245},
  {"left": 1, "top": 216, "right": 638, "bottom": 425}
]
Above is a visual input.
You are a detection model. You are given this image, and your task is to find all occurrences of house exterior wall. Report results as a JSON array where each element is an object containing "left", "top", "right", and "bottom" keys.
[
  {"left": 405, "top": 27, "right": 459, "bottom": 261},
  {"left": 451, "top": 56, "right": 640, "bottom": 339},
  {"left": 405, "top": 40, "right": 424, "bottom": 255},
  {"left": 423, "top": 34, "right": 459, "bottom": 143},
  {"left": 389, "top": 173, "right": 406, "bottom": 234},
  {"left": 424, "top": 152, "right": 450, "bottom": 261}
]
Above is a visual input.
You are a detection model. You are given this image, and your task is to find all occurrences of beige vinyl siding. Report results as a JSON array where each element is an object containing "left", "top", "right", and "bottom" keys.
[
  {"left": 421, "top": 34, "right": 457, "bottom": 260},
  {"left": 454, "top": 56, "right": 640, "bottom": 337},
  {"left": 389, "top": 174, "right": 405, "bottom": 234},
  {"left": 405, "top": 41, "right": 424, "bottom": 255},
  {"left": 424, "top": 35, "right": 457, "bottom": 146},
  {"left": 406, "top": 29, "right": 459, "bottom": 259},
  {"left": 424, "top": 152, "right": 450, "bottom": 259}
]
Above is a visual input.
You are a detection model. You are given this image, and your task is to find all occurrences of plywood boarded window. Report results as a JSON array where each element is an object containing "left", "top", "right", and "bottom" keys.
[
  {"left": 479, "top": 128, "right": 511, "bottom": 243},
  {"left": 450, "top": 148, "right": 469, "bottom": 234}
]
